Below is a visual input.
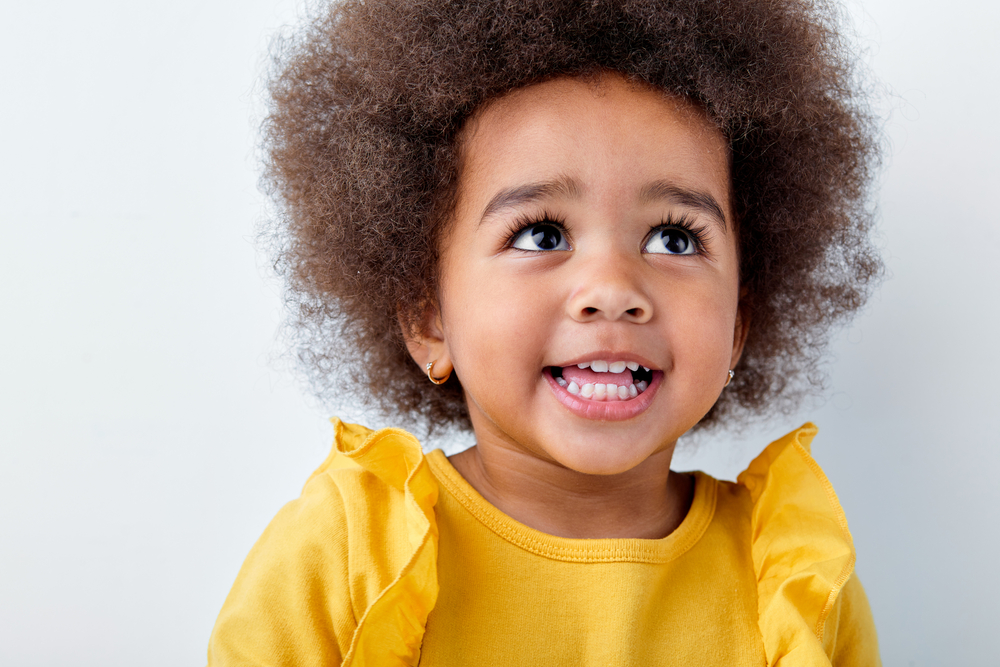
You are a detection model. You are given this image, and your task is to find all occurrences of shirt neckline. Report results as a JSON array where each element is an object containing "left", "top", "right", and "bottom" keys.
[{"left": 425, "top": 449, "right": 717, "bottom": 564}]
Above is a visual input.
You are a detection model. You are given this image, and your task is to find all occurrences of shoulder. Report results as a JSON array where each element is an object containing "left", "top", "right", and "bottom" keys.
[
  {"left": 208, "top": 419, "right": 440, "bottom": 667},
  {"left": 714, "top": 423, "right": 881, "bottom": 667},
  {"left": 207, "top": 459, "right": 358, "bottom": 665}
]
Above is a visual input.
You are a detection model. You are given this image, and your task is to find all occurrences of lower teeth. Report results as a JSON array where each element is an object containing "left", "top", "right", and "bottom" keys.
[{"left": 564, "top": 380, "right": 646, "bottom": 400}]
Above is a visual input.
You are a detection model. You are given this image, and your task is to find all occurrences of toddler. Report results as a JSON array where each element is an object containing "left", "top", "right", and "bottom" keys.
[{"left": 210, "top": 0, "right": 882, "bottom": 664}]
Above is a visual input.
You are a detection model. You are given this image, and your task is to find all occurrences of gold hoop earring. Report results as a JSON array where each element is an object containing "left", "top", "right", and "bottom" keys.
[
  {"left": 426, "top": 361, "right": 451, "bottom": 385},
  {"left": 724, "top": 369, "right": 735, "bottom": 387}
]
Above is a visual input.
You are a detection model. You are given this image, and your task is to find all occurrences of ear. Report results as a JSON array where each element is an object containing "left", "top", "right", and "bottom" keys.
[
  {"left": 729, "top": 289, "right": 751, "bottom": 370},
  {"left": 400, "top": 302, "right": 453, "bottom": 380}
]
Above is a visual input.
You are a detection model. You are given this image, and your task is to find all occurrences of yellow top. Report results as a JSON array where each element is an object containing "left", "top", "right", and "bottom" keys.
[{"left": 208, "top": 420, "right": 880, "bottom": 666}]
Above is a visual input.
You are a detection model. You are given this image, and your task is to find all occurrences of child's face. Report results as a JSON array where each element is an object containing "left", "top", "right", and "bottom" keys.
[{"left": 419, "top": 73, "right": 746, "bottom": 475}]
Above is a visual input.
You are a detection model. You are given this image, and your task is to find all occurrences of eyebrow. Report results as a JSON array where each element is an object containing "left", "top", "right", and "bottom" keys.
[
  {"left": 478, "top": 176, "right": 728, "bottom": 230},
  {"left": 479, "top": 177, "right": 583, "bottom": 225},
  {"left": 639, "top": 181, "right": 728, "bottom": 231}
]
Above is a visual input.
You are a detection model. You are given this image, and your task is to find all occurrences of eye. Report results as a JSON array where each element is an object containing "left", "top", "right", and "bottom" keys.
[
  {"left": 511, "top": 223, "right": 570, "bottom": 251},
  {"left": 644, "top": 227, "right": 698, "bottom": 255}
]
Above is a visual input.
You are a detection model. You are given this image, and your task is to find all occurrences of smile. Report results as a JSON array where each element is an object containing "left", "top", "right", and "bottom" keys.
[
  {"left": 545, "top": 361, "right": 662, "bottom": 421},
  {"left": 549, "top": 360, "right": 654, "bottom": 401}
]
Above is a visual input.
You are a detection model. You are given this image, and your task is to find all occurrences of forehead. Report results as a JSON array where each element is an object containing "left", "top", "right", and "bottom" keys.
[{"left": 454, "top": 73, "right": 732, "bottom": 221}]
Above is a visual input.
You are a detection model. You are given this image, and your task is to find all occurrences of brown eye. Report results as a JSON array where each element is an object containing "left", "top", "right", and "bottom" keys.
[
  {"left": 512, "top": 223, "right": 570, "bottom": 251},
  {"left": 644, "top": 228, "right": 696, "bottom": 255}
]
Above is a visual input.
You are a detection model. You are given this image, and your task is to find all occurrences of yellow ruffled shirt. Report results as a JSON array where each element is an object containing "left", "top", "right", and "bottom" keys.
[{"left": 208, "top": 420, "right": 879, "bottom": 666}]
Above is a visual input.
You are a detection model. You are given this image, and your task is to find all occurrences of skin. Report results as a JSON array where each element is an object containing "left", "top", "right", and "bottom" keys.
[{"left": 407, "top": 73, "right": 749, "bottom": 539}]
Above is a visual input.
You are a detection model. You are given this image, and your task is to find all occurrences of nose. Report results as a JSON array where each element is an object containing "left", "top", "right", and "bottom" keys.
[{"left": 566, "top": 257, "right": 653, "bottom": 324}]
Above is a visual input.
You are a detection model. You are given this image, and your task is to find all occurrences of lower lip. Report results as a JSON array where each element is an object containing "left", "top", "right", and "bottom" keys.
[{"left": 544, "top": 368, "right": 662, "bottom": 422}]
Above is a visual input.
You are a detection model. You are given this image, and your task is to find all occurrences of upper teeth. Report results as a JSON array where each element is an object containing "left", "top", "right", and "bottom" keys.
[{"left": 575, "top": 359, "right": 648, "bottom": 373}]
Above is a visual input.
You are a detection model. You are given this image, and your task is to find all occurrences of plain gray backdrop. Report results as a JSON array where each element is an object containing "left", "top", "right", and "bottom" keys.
[{"left": 2, "top": 0, "right": 997, "bottom": 664}]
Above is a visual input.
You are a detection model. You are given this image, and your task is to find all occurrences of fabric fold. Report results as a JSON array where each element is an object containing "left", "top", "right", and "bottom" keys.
[
  {"left": 320, "top": 418, "right": 440, "bottom": 667},
  {"left": 737, "top": 423, "right": 856, "bottom": 666}
]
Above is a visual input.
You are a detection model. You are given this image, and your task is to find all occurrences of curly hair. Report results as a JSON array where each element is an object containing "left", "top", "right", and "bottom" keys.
[{"left": 262, "top": 0, "right": 882, "bottom": 434}]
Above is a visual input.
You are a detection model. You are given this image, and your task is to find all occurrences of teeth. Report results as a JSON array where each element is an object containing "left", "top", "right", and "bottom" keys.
[
  {"left": 573, "top": 359, "right": 647, "bottom": 374},
  {"left": 564, "top": 360, "right": 651, "bottom": 400},
  {"left": 571, "top": 379, "right": 643, "bottom": 401}
]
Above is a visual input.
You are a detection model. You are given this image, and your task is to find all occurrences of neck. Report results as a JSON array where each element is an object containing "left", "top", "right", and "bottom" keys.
[{"left": 448, "top": 439, "right": 693, "bottom": 540}]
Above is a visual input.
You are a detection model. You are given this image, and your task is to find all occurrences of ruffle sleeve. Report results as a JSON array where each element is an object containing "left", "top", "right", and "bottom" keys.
[
  {"left": 207, "top": 419, "right": 439, "bottom": 667},
  {"left": 737, "top": 424, "right": 857, "bottom": 666},
  {"left": 322, "top": 418, "right": 440, "bottom": 666}
]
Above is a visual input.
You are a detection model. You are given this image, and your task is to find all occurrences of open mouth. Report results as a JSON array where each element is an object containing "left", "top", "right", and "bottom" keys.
[{"left": 548, "top": 360, "right": 655, "bottom": 401}]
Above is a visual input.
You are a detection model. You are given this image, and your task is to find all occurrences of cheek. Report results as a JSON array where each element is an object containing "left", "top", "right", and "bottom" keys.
[
  {"left": 441, "top": 267, "right": 549, "bottom": 373},
  {"left": 669, "top": 287, "right": 738, "bottom": 373}
]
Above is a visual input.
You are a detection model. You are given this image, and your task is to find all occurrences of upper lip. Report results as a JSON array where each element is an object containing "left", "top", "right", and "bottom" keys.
[{"left": 550, "top": 353, "right": 659, "bottom": 371}]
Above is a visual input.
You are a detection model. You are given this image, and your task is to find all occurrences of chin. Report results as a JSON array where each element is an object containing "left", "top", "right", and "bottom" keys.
[{"left": 546, "top": 438, "right": 661, "bottom": 476}]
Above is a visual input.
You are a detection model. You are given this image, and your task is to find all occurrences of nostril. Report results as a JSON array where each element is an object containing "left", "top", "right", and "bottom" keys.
[
  {"left": 583, "top": 307, "right": 598, "bottom": 315},
  {"left": 626, "top": 307, "right": 643, "bottom": 318}
]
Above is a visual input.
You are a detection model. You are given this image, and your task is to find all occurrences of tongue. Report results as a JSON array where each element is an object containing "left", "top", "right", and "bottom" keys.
[{"left": 560, "top": 366, "right": 633, "bottom": 387}]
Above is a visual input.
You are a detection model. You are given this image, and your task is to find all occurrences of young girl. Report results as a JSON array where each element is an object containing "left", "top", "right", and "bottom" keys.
[{"left": 209, "top": 0, "right": 882, "bottom": 664}]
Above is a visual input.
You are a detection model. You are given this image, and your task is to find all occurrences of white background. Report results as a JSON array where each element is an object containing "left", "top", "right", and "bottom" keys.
[{"left": 1, "top": 0, "right": 997, "bottom": 664}]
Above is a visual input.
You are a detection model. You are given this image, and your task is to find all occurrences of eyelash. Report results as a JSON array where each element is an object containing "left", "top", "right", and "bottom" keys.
[
  {"left": 502, "top": 212, "right": 709, "bottom": 253},
  {"left": 501, "top": 210, "right": 568, "bottom": 250},
  {"left": 647, "top": 214, "right": 709, "bottom": 254}
]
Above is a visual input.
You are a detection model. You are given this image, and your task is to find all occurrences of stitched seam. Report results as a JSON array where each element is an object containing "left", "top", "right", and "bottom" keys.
[{"left": 428, "top": 452, "right": 715, "bottom": 563}]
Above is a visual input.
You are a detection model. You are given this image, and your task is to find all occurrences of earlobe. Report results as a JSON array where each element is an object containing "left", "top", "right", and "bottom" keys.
[
  {"left": 425, "top": 361, "right": 452, "bottom": 385},
  {"left": 400, "top": 303, "right": 453, "bottom": 380}
]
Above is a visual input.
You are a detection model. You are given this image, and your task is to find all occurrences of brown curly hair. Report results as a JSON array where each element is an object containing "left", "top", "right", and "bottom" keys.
[{"left": 262, "top": 0, "right": 882, "bottom": 434}]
